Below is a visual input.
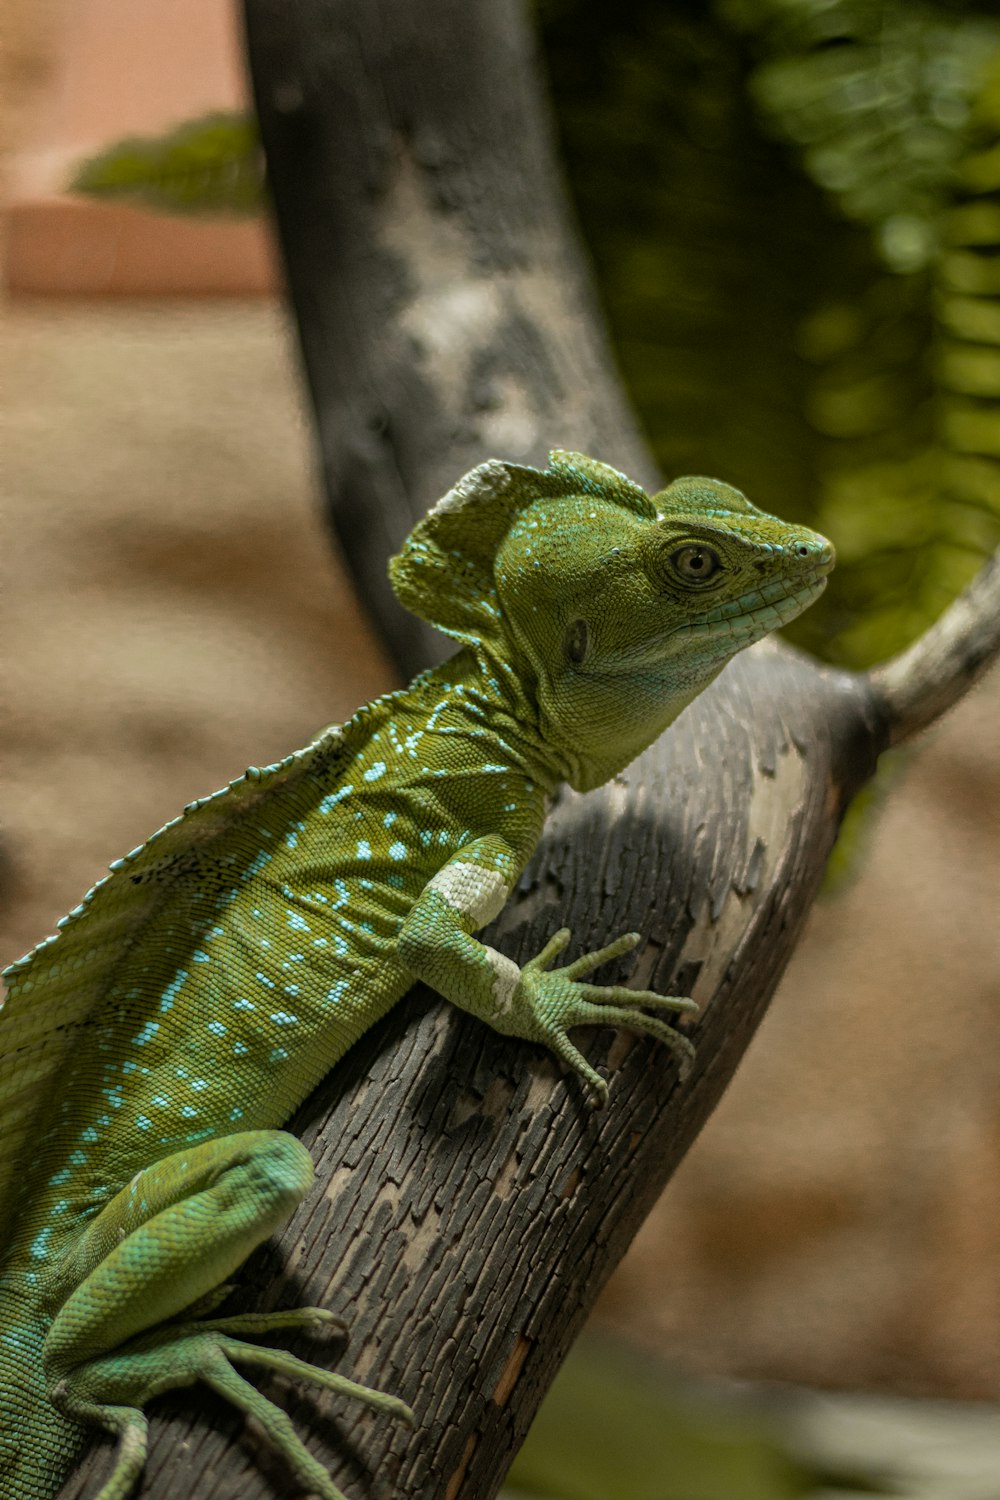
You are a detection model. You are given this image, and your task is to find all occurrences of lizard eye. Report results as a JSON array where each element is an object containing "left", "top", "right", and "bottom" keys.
[
  {"left": 566, "top": 618, "right": 589, "bottom": 665},
  {"left": 669, "top": 544, "right": 722, "bottom": 586}
]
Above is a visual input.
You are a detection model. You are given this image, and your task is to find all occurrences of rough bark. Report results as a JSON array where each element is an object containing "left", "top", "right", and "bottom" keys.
[{"left": 60, "top": 1, "right": 999, "bottom": 1497}]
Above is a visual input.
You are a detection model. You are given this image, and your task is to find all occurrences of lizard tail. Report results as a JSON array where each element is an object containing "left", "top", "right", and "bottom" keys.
[{"left": 0, "top": 1294, "right": 89, "bottom": 1500}]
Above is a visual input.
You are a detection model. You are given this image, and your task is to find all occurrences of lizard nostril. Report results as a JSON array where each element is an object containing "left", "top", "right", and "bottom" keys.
[{"left": 796, "top": 544, "right": 810, "bottom": 557}]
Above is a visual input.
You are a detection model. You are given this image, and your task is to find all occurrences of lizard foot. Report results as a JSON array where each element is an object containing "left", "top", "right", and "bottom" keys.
[
  {"left": 516, "top": 929, "right": 698, "bottom": 1106},
  {"left": 53, "top": 1309, "right": 413, "bottom": 1500}
]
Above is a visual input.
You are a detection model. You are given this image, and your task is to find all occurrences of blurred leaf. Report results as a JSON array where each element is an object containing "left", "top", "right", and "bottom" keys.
[
  {"left": 70, "top": 111, "right": 264, "bottom": 217},
  {"left": 504, "top": 1337, "right": 892, "bottom": 1500},
  {"left": 539, "top": 0, "right": 1000, "bottom": 674},
  {"left": 821, "top": 748, "right": 907, "bottom": 892},
  {"left": 721, "top": 0, "right": 1000, "bottom": 272}
]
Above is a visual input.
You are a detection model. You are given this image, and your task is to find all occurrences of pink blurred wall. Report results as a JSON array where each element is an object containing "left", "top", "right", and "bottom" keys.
[{"left": 5, "top": 0, "right": 276, "bottom": 294}]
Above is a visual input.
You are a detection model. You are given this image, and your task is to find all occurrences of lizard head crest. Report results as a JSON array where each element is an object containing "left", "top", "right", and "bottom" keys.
[
  {"left": 388, "top": 451, "right": 654, "bottom": 647},
  {"left": 391, "top": 454, "right": 834, "bottom": 789}
]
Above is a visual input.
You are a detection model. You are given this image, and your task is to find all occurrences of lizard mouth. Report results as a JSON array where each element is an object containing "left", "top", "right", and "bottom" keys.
[{"left": 675, "top": 569, "right": 830, "bottom": 648}]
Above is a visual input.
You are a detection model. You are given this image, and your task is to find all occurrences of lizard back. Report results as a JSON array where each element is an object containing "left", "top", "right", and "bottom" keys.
[{"left": 0, "top": 666, "right": 548, "bottom": 1264}]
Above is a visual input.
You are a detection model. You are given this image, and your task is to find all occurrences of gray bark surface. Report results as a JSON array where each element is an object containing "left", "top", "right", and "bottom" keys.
[{"left": 60, "top": 0, "right": 997, "bottom": 1496}]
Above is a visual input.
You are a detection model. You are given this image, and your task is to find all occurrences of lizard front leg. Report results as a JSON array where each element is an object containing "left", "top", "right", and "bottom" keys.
[
  {"left": 43, "top": 1131, "right": 411, "bottom": 1500},
  {"left": 398, "top": 839, "right": 698, "bottom": 1106}
]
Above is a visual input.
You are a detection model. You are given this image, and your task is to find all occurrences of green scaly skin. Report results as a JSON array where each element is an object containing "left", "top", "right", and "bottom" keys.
[{"left": 0, "top": 452, "right": 833, "bottom": 1498}]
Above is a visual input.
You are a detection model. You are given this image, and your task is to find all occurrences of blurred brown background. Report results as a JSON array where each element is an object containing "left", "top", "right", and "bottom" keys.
[{"left": 2, "top": 0, "right": 998, "bottom": 1411}]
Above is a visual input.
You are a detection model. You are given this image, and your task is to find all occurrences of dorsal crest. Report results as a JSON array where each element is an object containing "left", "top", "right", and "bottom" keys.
[{"left": 389, "top": 450, "right": 656, "bottom": 645}]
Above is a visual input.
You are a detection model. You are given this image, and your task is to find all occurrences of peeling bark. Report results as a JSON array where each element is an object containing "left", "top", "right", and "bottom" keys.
[{"left": 59, "top": 1, "right": 1000, "bottom": 1497}]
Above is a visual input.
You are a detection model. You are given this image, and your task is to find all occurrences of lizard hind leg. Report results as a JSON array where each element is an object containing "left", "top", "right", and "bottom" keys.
[
  {"left": 43, "top": 1130, "right": 411, "bottom": 1497},
  {"left": 57, "top": 1319, "right": 406, "bottom": 1500}
]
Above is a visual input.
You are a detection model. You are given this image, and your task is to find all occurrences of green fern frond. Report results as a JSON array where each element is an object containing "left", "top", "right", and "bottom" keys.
[
  {"left": 541, "top": 0, "right": 1000, "bottom": 674},
  {"left": 70, "top": 111, "right": 263, "bottom": 217},
  {"left": 722, "top": 0, "right": 1000, "bottom": 272}
]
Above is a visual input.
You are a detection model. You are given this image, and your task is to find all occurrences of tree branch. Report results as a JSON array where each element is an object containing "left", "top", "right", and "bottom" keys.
[{"left": 870, "top": 544, "right": 1000, "bottom": 747}]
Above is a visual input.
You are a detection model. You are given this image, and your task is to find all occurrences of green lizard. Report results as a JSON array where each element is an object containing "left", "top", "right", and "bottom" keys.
[{"left": 0, "top": 451, "right": 833, "bottom": 1499}]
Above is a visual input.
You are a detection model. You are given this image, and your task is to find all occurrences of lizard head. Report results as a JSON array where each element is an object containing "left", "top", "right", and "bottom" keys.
[{"left": 390, "top": 452, "right": 834, "bottom": 790}]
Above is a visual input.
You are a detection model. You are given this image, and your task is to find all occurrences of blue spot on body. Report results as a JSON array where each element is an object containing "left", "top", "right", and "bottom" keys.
[
  {"left": 319, "top": 784, "right": 353, "bottom": 814},
  {"left": 192, "top": 949, "right": 210, "bottom": 964},
  {"left": 388, "top": 841, "right": 407, "bottom": 861},
  {"left": 160, "top": 970, "right": 188, "bottom": 1014},
  {"left": 132, "top": 1021, "right": 160, "bottom": 1047},
  {"left": 270, "top": 1011, "right": 298, "bottom": 1026},
  {"left": 364, "top": 761, "right": 387, "bottom": 781},
  {"left": 288, "top": 912, "right": 310, "bottom": 932},
  {"left": 136, "top": 1115, "right": 152, "bottom": 1131},
  {"left": 29, "top": 1227, "right": 53, "bottom": 1261},
  {"left": 357, "top": 841, "right": 372, "bottom": 859}
]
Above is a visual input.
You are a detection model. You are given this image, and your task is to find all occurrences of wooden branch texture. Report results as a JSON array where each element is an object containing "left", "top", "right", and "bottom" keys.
[{"left": 60, "top": 0, "right": 993, "bottom": 1495}]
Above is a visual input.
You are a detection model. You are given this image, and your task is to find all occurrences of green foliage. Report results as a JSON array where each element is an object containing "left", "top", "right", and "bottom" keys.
[
  {"left": 504, "top": 1336, "right": 890, "bottom": 1500},
  {"left": 539, "top": 0, "right": 1000, "bottom": 668},
  {"left": 70, "top": 112, "right": 264, "bottom": 217}
]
